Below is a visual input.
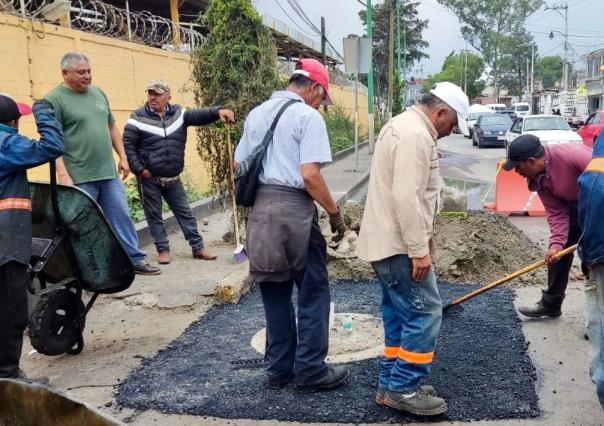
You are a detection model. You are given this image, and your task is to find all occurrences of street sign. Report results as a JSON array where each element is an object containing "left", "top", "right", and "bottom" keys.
[{"left": 343, "top": 36, "right": 370, "bottom": 74}]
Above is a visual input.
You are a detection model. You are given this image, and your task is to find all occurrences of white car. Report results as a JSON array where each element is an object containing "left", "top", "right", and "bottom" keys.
[
  {"left": 505, "top": 115, "right": 583, "bottom": 154},
  {"left": 466, "top": 104, "right": 492, "bottom": 138},
  {"left": 512, "top": 102, "right": 530, "bottom": 117}
]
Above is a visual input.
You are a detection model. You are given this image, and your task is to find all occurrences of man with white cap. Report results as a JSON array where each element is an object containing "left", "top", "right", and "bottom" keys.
[{"left": 357, "top": 82, "right": 469, "bottom": 415}]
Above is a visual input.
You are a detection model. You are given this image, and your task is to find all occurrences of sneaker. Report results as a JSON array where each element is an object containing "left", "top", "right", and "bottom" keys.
[
  {"left": 375, "top": 385, "right": 436, "bottom": 406},
  {"left": 384, "top": 388, "right": 447, "bottom": 416},
  {"left": 192, "top": 248, "right": 217, "bottom": 260},
  {"left": 295, "top": 365, "right": 349, "bottom": 392},
  {"left": 518, "top": 301, "right": 561, "bottom": 318},
  {"left": 158, "top": 250, "right": 171, "bottom": 265},
  {"left": 134, "top": 263, "right": 161, "bottom": 275}
]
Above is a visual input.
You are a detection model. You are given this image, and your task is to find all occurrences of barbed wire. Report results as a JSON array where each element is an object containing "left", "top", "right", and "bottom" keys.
[{"left": 0, "top": 0, "right": 205, "bottom": 52}]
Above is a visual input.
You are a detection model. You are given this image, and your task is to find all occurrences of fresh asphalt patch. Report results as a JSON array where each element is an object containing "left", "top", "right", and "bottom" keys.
[{"left": 117, "top": 280, "right": 539, "bottom": 423}]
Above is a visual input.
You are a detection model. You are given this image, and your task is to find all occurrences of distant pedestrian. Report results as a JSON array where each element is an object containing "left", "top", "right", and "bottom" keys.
[
  {"left": 577, "top": 130, "right": 604, "bottom": 411},
  {"left": 357, "top": 82, "right": 469, "bottom": 416},
  {"left": 234, "top": 59, "right": 348, "bottom": 392},
  {"left": 503, "top": 135, "right": 591, "bottom": 317},
  {"left": 0, "top": 94, "right": 64, "bottom": 378},
  {"left": 45, "top": 52, "right": 159, "bottom": 275},
  {"left": 123, "top": 80, "right": 235, "bottom": 264}
]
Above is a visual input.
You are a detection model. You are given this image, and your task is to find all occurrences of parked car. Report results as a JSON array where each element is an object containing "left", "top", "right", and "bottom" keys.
[
  {"left": 466, "top": 104, "right": 492, "bottom": 138},
  {"left": 485, "top": 103, "right": 508, "bottom": 114},
  {"left": 472, "top": 113, "right": 513, "bottom": 148},
  {"left": 512, "top": 102, "right": 531, "bottom": 117},
  {"left": 505, "top": 114, "right": 583, "bottom": 155},
  {"left": 577, "top": 110, "right": 603, "bottom": 147}
]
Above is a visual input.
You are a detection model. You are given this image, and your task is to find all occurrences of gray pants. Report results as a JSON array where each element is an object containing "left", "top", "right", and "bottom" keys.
[{"left": 138, "top": 176, "right": 204, "bottom": 253}]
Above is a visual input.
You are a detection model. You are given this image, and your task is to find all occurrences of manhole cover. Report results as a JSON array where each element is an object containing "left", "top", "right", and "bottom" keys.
[{"left": 250, "top": 313, "right": 384, "bottom": 363}]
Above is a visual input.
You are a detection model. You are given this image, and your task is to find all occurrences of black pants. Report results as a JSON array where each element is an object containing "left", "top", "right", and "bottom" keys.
[
  {"left": 258, "top": 221, "right": 330, "bottom": 384},
  {"left": 138, "top": 176, "right": 204, "bottom": 253},
  {"left": 542, "top": 223, "right": 581, "bottom": 309},
  {"left": 0, "top": 262, "right": 29, "bottom": 378}
]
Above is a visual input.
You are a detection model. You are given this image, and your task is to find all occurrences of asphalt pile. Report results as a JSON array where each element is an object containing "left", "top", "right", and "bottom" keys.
[{"left": 117, "top": 280, "right": 539, "bottom": 423}]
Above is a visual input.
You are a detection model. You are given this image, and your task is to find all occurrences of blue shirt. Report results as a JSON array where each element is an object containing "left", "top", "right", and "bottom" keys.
[{"left": 234, "top": 91, "right": 332, "bottom": 189}]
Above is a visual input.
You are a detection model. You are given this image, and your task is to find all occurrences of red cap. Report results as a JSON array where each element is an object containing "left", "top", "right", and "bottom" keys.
[
  {"left": 293, "top": 58, "right": 333, "bottom": 106},
  {"left": 17, "top": 102, "right": 32, "bottom": 116}
]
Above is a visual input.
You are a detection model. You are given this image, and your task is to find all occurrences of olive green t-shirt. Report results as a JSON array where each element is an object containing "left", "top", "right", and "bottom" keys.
[{"left": 45, "top": 84, "right": 117, "bottom": 184}]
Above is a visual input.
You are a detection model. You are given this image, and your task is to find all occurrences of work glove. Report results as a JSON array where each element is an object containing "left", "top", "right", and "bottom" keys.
[
  {"left": 329, "top": 207, "right": 347, "bottom": 244},
  {"left": 32, "top": 99, "right": 55, "bottom": 117}
]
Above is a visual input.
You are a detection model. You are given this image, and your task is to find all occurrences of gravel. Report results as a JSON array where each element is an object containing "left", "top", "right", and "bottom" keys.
[{"left": 117, "top": 280, "right": 539, "bottom": 423}]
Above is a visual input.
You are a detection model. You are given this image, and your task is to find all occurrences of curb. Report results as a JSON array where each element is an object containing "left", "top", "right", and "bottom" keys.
[
  {"left": 134, "top": 142, "right": 370, "bottom": 245},
  {"left": 135, "top": 196, "right": 225, "bottom": 247},
  {"left": 329, "top": 140, "right": 369, "bottom": 163}
]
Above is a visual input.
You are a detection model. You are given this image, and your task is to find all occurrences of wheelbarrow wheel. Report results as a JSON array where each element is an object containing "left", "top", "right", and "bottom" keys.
[{"left": 28, "top": 288, "right": 86, "bottom": 356}]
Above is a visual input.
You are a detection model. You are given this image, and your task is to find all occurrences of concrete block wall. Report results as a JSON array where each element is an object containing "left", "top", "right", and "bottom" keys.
[{"left": 0, "top": 12, "right": 368, "bottom": 190}]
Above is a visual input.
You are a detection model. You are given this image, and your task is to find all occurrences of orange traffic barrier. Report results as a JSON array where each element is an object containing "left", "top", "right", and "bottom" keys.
[{"left": 484, "top": 160, "right": 545, "bottom": 216}]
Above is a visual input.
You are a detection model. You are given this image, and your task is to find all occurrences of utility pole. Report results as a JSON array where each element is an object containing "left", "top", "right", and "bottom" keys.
[
  {"left": 321, "top": 16, "right": 327, "bottom": 112},
  {"left": 401, "top": 0, "right": 407, "bottom": 110},
  {"left": 546, "top": 1, "right": 569, "bottom": 92},
  {"left": 531, "top": 43, "right": 535, "bottom": 112},
  {"left": 388, "top": 2, "right": 394, "bottom": 120},
  {"left": 367, "top": 0, "right": 375, "bottom": 154},
  {"left": 395, "top": 0, "right": 401, "bottom": 112},
  {"left": 321, "top": 17, "right": 326, "bottom": 66},
  {"left": 526, "top": 59, "right": 530, "bottom": 101},
  {"left": 464, "top": 41, "right": 468, "bottom": 94}
]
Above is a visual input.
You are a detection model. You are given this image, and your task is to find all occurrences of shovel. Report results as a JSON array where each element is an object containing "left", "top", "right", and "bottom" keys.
[{"left": 443, "top": 244, "right": 578, "bottom": 312}]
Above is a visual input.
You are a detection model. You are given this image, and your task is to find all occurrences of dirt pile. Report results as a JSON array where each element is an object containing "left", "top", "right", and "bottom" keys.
[
  {"left": 322, "top": 204, "right": 565, "bottom": 286},
  {"left": 434, "top": 211, "right": 548, "bottom": 285}
]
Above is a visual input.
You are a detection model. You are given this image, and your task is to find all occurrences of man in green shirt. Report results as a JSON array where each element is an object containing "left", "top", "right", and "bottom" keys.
[{"left": 46, "top": 52, "right": 159, "bottom": 275}]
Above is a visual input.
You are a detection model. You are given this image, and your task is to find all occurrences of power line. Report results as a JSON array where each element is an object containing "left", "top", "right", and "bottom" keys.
[{"left": 273, "top": 0, "right": 317, "bottom": 37}]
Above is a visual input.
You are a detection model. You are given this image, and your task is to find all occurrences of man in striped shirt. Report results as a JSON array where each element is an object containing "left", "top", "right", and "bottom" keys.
[{"left": 235, "top": 59, "right": 348, "bottom": 392}]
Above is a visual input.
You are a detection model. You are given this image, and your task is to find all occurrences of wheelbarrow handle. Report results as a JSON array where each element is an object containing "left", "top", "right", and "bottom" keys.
[{"left": 443, "top": 244, "right": 578, "bottom": 312}]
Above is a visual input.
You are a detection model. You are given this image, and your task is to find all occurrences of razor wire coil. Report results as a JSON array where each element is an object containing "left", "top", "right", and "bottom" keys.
[{"left": 0, "top": 0, "right": 205, "bottom": 52}]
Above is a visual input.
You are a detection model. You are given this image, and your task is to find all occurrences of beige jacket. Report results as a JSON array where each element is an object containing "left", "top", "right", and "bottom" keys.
[{"left": 356, "top": 106, "right": 439, "bottom": 262}]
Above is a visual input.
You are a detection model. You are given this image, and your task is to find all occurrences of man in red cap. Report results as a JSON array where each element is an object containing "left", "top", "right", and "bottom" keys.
[
  {"left": 234, "top": 59, "right": 348, "bottom": 392},
  {"left": 0, "top": 94, "right": 64, "bottom": 379}
]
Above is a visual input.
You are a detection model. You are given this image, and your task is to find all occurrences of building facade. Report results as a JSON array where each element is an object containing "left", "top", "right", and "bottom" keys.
[{"left": 585, "top": 48, "right": 604, "bottom": 113}]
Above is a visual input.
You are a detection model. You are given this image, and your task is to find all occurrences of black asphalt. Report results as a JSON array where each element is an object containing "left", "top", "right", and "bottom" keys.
[{"left": 117, "top": 280, "right": 539, "bottom": 423}]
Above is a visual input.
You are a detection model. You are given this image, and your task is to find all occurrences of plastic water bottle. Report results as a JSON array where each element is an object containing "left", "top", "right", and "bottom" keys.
[{"left": 342, "top": 313, "right": 353, "bottom": 334}]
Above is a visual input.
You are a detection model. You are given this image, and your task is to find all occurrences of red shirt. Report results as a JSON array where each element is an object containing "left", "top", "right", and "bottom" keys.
[{"left": 528, "top": 143, "right": 592, "bottom": 250}]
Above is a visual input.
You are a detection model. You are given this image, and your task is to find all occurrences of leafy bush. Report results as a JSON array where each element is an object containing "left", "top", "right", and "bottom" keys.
[
  {"left": 324, "top": 105, "right": 367, "bottom": 153},
  {"left": 124, "top": 172, "right": 208, "bottom": 223}
]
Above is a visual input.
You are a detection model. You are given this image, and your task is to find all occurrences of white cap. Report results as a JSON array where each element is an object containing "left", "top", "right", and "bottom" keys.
[{"left": 429, "top": 81, "right": 470, "bottom": 136}]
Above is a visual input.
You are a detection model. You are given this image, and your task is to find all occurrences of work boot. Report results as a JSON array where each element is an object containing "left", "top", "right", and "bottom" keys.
[
  {"left": 157, "top": 250, "right": 171, "bottom": 265},
  {"left": 295, "top": 365, "right": 349, "bottom": 392},
  {"left": 384, "top": 388, "right": 448, "bottom": 416},
  {"left": 134, "top": 263, "right": 161, "bottom": 275},
  {"left": 267, "top": 373, "right": 292, "bottom": 389},
  {"left": 376, "top": 385, "right": 436, "bottom": 406},
  {"left": 192, "top": 248, "right": 217, "bottom": 260},
  {"left": 518, "top": 300, "right": 561, "bottom": 318}
]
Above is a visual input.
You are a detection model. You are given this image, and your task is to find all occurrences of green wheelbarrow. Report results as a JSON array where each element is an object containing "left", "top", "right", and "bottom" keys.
[{"left": 27, "top": 162, "right": 134, "bottom": 356}]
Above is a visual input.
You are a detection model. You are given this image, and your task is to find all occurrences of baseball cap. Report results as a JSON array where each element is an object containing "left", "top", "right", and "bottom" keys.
[
  {"left": 429, "top": 82, "right": 470, "bottom": 136},
  {"left": 503, "top": 134, "right": 545, "bottom": 171},
  {"left": 146, "top": 80, "right": 170, "bottom": 94},
  {"left": 292, "top": 58, "right": 333, "bottom": 106},
  {"left": 0, "top": 94, "right": 32, "bottom": 122}
]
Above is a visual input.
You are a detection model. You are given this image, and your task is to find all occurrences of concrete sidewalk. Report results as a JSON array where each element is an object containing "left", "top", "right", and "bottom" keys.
[{"left": 323, "top": 143, "right": 372, "bottom": 204}]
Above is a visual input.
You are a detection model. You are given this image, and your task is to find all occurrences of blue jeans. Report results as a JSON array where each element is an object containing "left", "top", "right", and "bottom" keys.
[
  {"left": 372, "top": 254, "right": 442, "bottom": 393},
  {"left": 586, "top": 265, "right": 604, "bottom": 410},
  {"left": 77, "top": 178, "right": 146, "bottom": 266},
  {"left": 138, "top": 176, "right": 204, "bottom": 253}
]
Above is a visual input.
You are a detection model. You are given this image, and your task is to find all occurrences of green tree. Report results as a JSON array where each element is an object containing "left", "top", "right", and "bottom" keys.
[
  {"left": 192, "top": 0, "right": 278, "bottom": 194},
  {"left": 422, "top": 50, "right": 485, "bottom": 98},
  {"left": 535, "top": 56, "right": 564, "bottom": 89},
  {"left": 359, "top": 1, "right": 429, "bottom": 108},
  {"left": 437, "top": 0, "right": 543, "bottom": 99},
  {"left": 498, "top": 30, "right": 537, "bottom": 97}
]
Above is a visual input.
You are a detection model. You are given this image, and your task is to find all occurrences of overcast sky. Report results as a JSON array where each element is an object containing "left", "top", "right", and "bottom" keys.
[{"left": 252, "top": 0, "right": 604, "bottom": 78}]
